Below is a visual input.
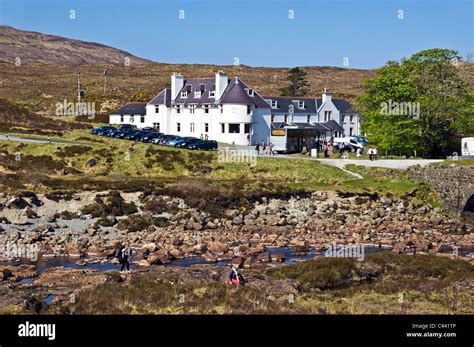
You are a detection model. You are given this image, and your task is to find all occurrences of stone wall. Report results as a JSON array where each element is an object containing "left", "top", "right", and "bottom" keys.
[{"left": 407, "top": 165, "right": 474, "bottom": 213}]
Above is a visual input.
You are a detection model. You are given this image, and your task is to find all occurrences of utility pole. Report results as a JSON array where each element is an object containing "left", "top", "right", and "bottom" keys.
[
  {"left": 77, "top": 72, "right": 81, "bottom": 102},
  {"left": 103, "top": 68, "right": 108, "bottom": 95}
]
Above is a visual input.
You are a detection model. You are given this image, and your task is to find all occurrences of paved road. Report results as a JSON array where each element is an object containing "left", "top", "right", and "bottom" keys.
[
  {"left": 0, "top": 134, "right": 74, "bottom": 145},
  {"left": 222, "top": 144, "right": 443, "bottom": 170},
  {"left": 316, "top": 158, "right": 443, "bottom": 170}
]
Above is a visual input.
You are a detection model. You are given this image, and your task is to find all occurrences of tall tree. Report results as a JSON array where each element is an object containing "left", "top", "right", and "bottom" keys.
[
  {"left": 356, "top": 49, "right": 472, "bottom": 158},
  {"left": 280, "top": 67, "right": 310, "bottom": 96}
]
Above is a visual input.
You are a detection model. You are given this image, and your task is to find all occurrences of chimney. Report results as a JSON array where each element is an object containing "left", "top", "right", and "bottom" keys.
[
  {"left": 322, "top": 88, "right": 332, "bottom": 104},
  {"left": 215, "top": 71, "right": 228, "bottom": 100},
  {"left": 171, "top": 72, "right": 184, "bottom": 100}
]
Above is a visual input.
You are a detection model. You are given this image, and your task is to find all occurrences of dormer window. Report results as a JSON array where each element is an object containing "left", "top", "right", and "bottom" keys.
[
  {"left": 194, "top": 91, "right": 201, "bottom": 98},
  {"left": 271, "top": 100, "right": 278, "bottom": 108},
  {"left": 209, "top": 91, "right": 216, "bottom": 98},
  {"left": 298, "top": 101, "right": 305, "bottom": 109},
  {"left": 181, "top": 91, "right": 188, "bottom": 98},
  {"left": 247, "top": 89, "right": 255, "bottom": 96}
]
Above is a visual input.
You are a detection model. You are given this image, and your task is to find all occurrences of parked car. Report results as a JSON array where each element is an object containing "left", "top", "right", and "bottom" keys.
[
  {"left": 140, "top": 132, "right": 163, "bottom": 143},
  {"left": 151, "top": 134, "right": 175, "bottom": 145},
  {"left": 124, "top": 130, "right": 150, "bottom": 141},
  {"left": 162, "top": 136, "right": 183, "bottom": 146},
  {"left": 119, "top": 124, "right": 136, "bottom": 129},
  {"left": 95, "top": 126, "right": 116, "bottom": 136},
  {"left": 115, "top": 128, "right": 136, "bottom": 139},
  {"left": 141, "top": 127, "right": 158, "bottom": 132},
  {"left": 333, "top": 137, "right": 364, "bottom": 152},
  {"left": 175, "top": 137, "right": 199, "bottom": 148},
  {"left": 105, "top": 128, "right": 120, "bottom": 137},
  {"left": 187, "top": 140, "right": 218, "bottom": 150},
  {"left": 91, "top": 126, "right": 114, "bottom": 135}
]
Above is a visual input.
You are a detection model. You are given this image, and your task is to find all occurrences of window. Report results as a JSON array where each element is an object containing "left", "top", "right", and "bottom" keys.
[
  {"left": 342, "top": 115, "right": 346, "bottom": 123},
  {"left": 153, "top": 123, "right": 160, "bottom": 132},
  {"left": 284, "top": 115, "right": 288, "bottom": 123},
  {"left": 155, "top": 106, "right": 159, "bottom": 113},
  {"left": 307, "top": 115, "right": 311, "bottom": 123},
  {"left": 140, "top": 115, "right": 145, "bottom": 123},
  {"left": 189, "top": 105, "right": 196, "bottom": 114},
  {"left": 194, "top": 91, "right": 201, "bottom": 98},
  {"left": 220, "top": 105, "right": 224, "bottom": 114},
  {"left": 190, "top": 123, "right": 195, "bottom": 132},
  {"left": 271, "top": 114, "right": 275, "bottom": 122},
  {"left": 204, "top": 105, "right": 210, "bottom": 114},
  {"left": 247, "top": 105, "right": 251, "bottom": 115},
  {"left": 298, "top": 101, "right": 305, "bottom": 109},
  {"left": 247, "top": 89, "right": 254, "bottom": 96},
  {"left": 120, "top": 115, "right": 124, "bottom": 122},
  {"left": 221, "top": 123, "right": 225, "bottom": 133},
  {"left": 350, "top": 115, "right": 354, "bottom": 123},
  {"left": 324, "top": 111, "right": 332, "bottom": 122},
  {"left": 130, "top": 115, "right": 135, "bottom": 123},
  {"left": 209, "top": 91, "right": 215, "bottom": 98},
  {"left": 244, "top": 123, "right": 251, "bottom": 134},
  {"left": 205, "top": 123, "right": 209, "bottom": 132},
  {"left": 181, "top": 91, "right": 188, "bottom": 98},
  {"left": 177, "top": 123, "right": 181, "bottom": 132},
  {"left": 176, "top": 105, "right": 181, "bottom": 114},
  {"left": 349, "top": 127, "right": 353, "bottom": 136},
  {"left": 229, "top": 123, "right": 240, "bottom": 133},
  {"left": 271, "top": 100, "right": 278, "bottom": 108}
]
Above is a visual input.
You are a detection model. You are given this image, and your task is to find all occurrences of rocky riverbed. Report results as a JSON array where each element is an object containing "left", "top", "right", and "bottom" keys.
[{"left": 0, "top": 189, "right": 472, "bottom": 267}]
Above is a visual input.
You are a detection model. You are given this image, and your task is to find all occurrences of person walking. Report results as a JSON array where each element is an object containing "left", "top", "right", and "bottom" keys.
[
  {"left": 368, "top": 147, "right": 374, "bottom": 161},
  {"left": 269, "top": 143, "right": 275, "bottom": 155},
  {"left": 227, "top": 264, "right": 245, "bottom": 286},
  {"left": 255, "top": 142, "right": 260, "bottom": 155},
  {"left": 262, "top": 141, "right": 266, "bottom": 154},
  {"left": 118, "top": 244, "right": 133, "bottom": 273}
]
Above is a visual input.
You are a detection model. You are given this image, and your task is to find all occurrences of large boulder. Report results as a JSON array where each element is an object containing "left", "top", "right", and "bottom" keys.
[{"left": 207, "top": 241, "right": 229, "bottom": 255}]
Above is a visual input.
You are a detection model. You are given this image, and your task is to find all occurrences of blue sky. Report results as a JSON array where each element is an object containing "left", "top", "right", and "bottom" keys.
[{"left": 0, "top": 0, "right": 472, "bottom": 68}]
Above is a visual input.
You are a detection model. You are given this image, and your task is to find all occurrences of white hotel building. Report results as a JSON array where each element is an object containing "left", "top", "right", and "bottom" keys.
[{"left": 109, "top": 71, "right": 360, "bottom": 146}]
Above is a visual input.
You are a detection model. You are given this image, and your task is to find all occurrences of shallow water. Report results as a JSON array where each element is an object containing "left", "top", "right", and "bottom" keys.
[{"left": 3, "top": 245, "right": 393, "bottom": 277}]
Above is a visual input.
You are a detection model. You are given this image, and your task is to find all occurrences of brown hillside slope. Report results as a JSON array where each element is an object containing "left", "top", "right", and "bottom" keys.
[{"left": 0, "top": 26, "right": 151, "bottom": 65}]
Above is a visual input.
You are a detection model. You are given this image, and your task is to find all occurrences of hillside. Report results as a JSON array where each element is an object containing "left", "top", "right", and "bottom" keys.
[
  {"left": 0, "top": 26, "right": 151, "bottom": 65},
  {"left": 0, "top": 99, "right": 90, "bottom": 136},
  {"left": 0, "top": 62, "right": 377, "bottom": 114}
]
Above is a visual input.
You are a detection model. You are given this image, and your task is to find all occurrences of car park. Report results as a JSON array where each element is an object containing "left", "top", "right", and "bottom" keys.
[
  {"left": 90, "top": 126, "right": 218, "bottom": 151},
  {"left": 186, "top": 140, "right": 218, "bottom": 150}
]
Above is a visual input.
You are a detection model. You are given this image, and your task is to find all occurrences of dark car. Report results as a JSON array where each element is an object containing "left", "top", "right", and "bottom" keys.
[
  {"left": 119, "top": 124, "right": 136, "bottom": 129},
  {"left": 187, "top": 140, "right": 218, "bottom": 150},
  {"left": 114, "top": 128, "right": 136, "bottom": 139},
  {"left": 175, "top": 137, "right": 199, "bottom": 148},
  {"left": 104, "top": 128, "right": 120, "bottom": 137},
  {"left": 91, "top": 126, "right": 114, "bottom": 135},
  {"left": 140, "top": 132, "right": 163, "bottom": 143},
  {"left": 124, "top": 130, "right": 149, "bottom": 141},
  {"left": 141, "top": 127, "right": 158, "bottom": 132}
]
